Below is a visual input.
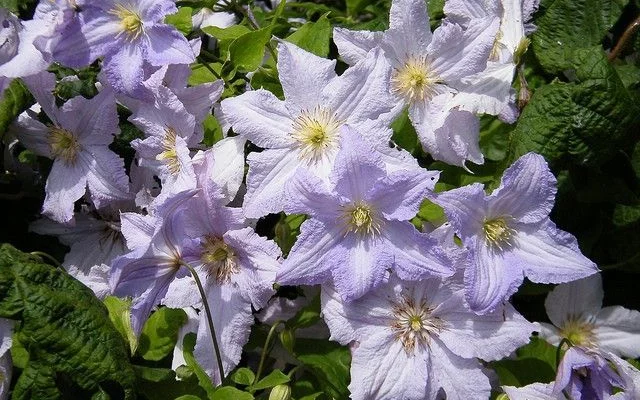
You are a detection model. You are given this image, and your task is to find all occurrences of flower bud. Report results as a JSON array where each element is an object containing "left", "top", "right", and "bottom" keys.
[
  {"left": 279, "top": 328, "right": 295, "bottom": 354},
  {"left": 268, "top": 384, "right": 291, "bottom": 400}
]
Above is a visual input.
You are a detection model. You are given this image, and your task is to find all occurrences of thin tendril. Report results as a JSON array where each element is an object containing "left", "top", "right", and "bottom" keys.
[
  {"left": 30, "top": 251, "right": 62, "bottom": 268},
  {"left": 556, "top": 337, "right": 573, "bottom": 369},
  {"left": 180, "top": 261, "right": 225, "bottom": 384}
]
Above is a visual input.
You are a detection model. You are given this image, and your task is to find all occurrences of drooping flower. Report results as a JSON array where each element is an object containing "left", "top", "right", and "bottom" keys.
[
  {"left": 433, "top": 152, "right": 598, "bottom": 314},
  {"left": 277, "top": 127, "right": 453, "bottom": 301},
  {"left": 444, "top": 0, "right": 541, "bottom": 122},
  {"left": 220, "top": 41, "right": 399, "bottom": 218},
  {"left": 14, "top": 71, "right": 130, "bottom": 223},
  {"left": 538, "top": 274, "right": 640, "bottom": 358},
  {"left": 322, "top": 274, "right": 535, "bottom": 400},
  {"left": 52, "top": 0, "right": 195, "bottom": 98},
  {"left": 333, "top": 0, "right": 500, "bottom": 167},
  {"left": 110, "top": 191, "right": 196, "bottom": 334}
]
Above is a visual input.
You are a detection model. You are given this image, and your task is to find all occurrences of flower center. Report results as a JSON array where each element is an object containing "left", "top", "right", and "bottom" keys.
[
  {"left": 200, "top": 235, "right": 239, "bottom": 284},
  {"left": 340, "top": 202, "right": 382, "bottom": 237},
  {"left": 391, "top": 56, "right": 442, "bottom": 103},
  {"left": 110, "top": 4, "right": 143, "bottom": 41},
  {"left": 291, "top": 106, "right": 342, "bottom": 164},
  {"left": 391, "top": 294, "right": 444, "bottom": 355},
  {"left": 156, "top": 127, "right": 181, "bottom": 175},
  {"left": 561, "top": 318, "right": 596, "bottom": 347},
  {"left": 482, "top": 217, "right": 516, "bottom": 251},
  {"left": 49, "top": 126, "right": 80, "bottom": 164}
]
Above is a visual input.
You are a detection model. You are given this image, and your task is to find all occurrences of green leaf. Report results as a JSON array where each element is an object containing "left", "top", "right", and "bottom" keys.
[
  {"left": 166, "top": 6, "right": 193, "bottom": 34},
  {"left": 391, "top": 108, "right": 418, "bottom": 153},
  {"left": 182, "top": 332, "right": 218, "bottom": 399},
  {"left": 0, "top": 0, "right": 37, "bottom": 14},
  {"left": 103, "top": 296, "right": 137, "bottom": 354},
  {"left": 133, "top": 365, "right": 177, "bottom": 382},
  {"left": 416, "top": 199, "right": 445, "bottom": 224},
  {"left": 229, "top": 28, "right": 272, "bottom": 72},
  {"left": 190, "top": 62, "right": 223, "bottom": 86},
  {"left": 138, "top": 307, "right": 188, "bottom": 361},
  {"left": 203, "top": 114, "right": 225, "bottom": 147},
  {"left": 479, "top": 115, "right": 513, "bottom": 162},
  {"left": 532, "top": 0, "right": 629, "bottom": 73},
  {"left": 251, "top": 369, "right": 290, "bottom": 391},
  {"left": 212, "top": 386, "right": 254, "bottom": 400},
  {"left": 516, "top": 337, "right": 558, "bottom": 368},
  {"left": 0, "top": 79, "right": 34, "bottom": 139},
  {"left": 230, "top": 367, "right": 256, "bottom": 386},
  {"left": 491, "top": 358, "right": 556, "bottom": 386},
  {"left": 285, "top": 13, "right": 332, "bottom": 57},
  {"left": 294, "top": 339, "right": 350, "bottom": 400},
  {"left": 250, "top": 66, "right": 284, "bottom": 99},
  {"left": 0, "top": 244, "right": 135, "bottom": 399},
  {"left": 507, "top": 48, "right": 640, "bottom": 167},
  {"left": 202, "top": 25, "right": 253, "bottom": 40}
]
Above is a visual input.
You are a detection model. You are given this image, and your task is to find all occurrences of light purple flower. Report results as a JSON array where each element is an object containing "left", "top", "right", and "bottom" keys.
[
  {"left": 434, "top": 152, "right": 598, "bottom": 314},
  {"left": 322, "top": 275, "right": 535, "bottom": 400},
  {"left": 15, "top": 71, "right": 130, "bottom": 223},
  {"left": 110, "top": 191, "right": 196, "bottom": 334},
  {"left": 220, "top": 41, "right": 398, "bottom": 218},
  {"left": 277, "top": 127, "right": 453, "bottom": 301},
  {"left": 539, "top": 274, "right": 640, "bottom": 358},
  {"left": 333, "top": 0, "right": 500, "bottom": 167},
  {"left": 52, "top": 0, "right": 195, "bottom": 98}
]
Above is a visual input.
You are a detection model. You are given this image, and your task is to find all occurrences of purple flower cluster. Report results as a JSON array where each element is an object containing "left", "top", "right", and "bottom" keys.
[{"left": 2, "top": 0, "right": 638, "bottom": 399}]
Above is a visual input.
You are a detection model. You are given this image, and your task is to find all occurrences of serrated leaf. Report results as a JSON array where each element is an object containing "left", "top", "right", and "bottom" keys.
[
  {"left": 229, "top": 28, "right": 272, "bottom": 72},
  {"left": 230, "top": 367, "right": 255, "bottom": 386},
  {"left": 294, "top": 339, "right": 350, "bottom": 400},
  {"left": 251, "top": 369, "right": 290, "bottom": 391},
  {"left": 103, "top": 296, "right": 137, "bottom": 354},
  {"left": 0, "top": 79, "right": 34, "bottom": 139},
  {"left": 285, "top": 13, "right": 332, "bottom": 57},
  {"left": 139, "top": 307, "right": 188, "bottom": 361},
  {"left": 166, "top": 6, "right": 193, "bottom": 34},
  {"left": 212, "top": 386, "right": 254, "bottom": 400},
  {"left": 0, "top": 244, "right": 135, "bottom": 399},
  {"left": 508, "top": 48, "right": 640, "bottom": 167},
  {"left": 532, "top": 0, "right": 629, "bottom": 73}
]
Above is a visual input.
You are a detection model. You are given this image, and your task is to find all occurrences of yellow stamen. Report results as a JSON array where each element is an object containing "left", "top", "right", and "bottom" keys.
[
  {"left": 391, "top": 293, "right": 445, "bottom": 355},
  {"left": 200, "top": 235, "right": 239, "bottom": 284},
  {"left": 109, "top": 3, "right": 144, "bottom": 41},
  {"left": 49, "top": 126, "right": 80, "bottom": 164},
  {"left": 392, "top": 55, "right": 442, "bottom": 103},
  {"left": 482, "top": 217, "right": 516, "bottom": 251},
  {"left": 290, "top": 106, "right": 342, "bottom": 164},
  {"left": 339, "top": 202, "right": 381, "bottom": 237},
  {"left": 156, "top": 127, "right": 181, "bottom": 175}
]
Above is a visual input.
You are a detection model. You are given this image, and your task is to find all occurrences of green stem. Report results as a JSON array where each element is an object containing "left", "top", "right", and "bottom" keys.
[
  {"left": 254, "top": 320, "right": 285, "bottom": 385},
  {"left": 30, "top": 251, "right": 62, "bottom": 268},
  {"left": 181, "top": 261, "right": 225, "bottom": 384},
  {"left": 556, "top": 337, "right": 573, "bottom": 369}
]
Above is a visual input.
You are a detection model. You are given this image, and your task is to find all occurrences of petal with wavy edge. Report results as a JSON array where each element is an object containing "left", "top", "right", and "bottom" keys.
[
  {"left": 429, "top": 18, "right": 499, "bottom": 83},
  {"left": 144, "top": 24, "right": 195, "bottom": 66},
  {"left": 43, "top": 160, "right": 88, "bottom": 223},
  {"left": 333, "top": 28, "right": 383, "bottom": 65},
  {"left": 502, "top": 382, "right": 558, "bottom": 400},
  {"left": 433, "top": 182, "right": 487, "bottom": 241},
  {"left": 277, "top": 41, "right": 337, "bottom": 113},
  {"left": 324, "top": 48, "right": 395, "bottom": 125},
  {"left": 120, "top": 213, "right": 159, "bottom": 250},
  {"left": 386, "top": 0, "right": 432, "bottom": 57},
  {"left": 489, "top": 152, "right": 557, "bottom": 224},
  {"left": 455, "top": 61, "right": 516, "bottom": 117},
  {"left": 276, "top": 219, "right": 343, "bottom": 286},
  {"left": 220, "top": 89, "right": 294, "bottom": 149},
  {"left": 193, "top": 284, "right": 254, "bottom": 385},
  {"left": 103, "top": 42, "right": 146, "bottom": 98},
  {"left": 465, "top": 242, "right": 524, "bottom": 314},
  {"left": 544, "top": 274, "right": 603, "bottom": 329},
  {"left": 243, "top": 148, "right": 301, "bottom": 218},
  {"left": 370, "top": 169, "right": 438, "bottom": 221},
  {"left": 284, "top": 168, "right": 340, "bottom": 221},
  {"left": 59, "top": 88, "right": 120, "bottom": 143},
  {"left": 82, "top": 146, "right": 130, "bottom": 208},
  {"left": 14, "top": 112, "right": 53, "bottom": 158},
  {"left": 513, "top": 220, "right": 598, "bottom": 284},
  {"left": 594, "top": 306, "right": 640, "bottom": 358}
]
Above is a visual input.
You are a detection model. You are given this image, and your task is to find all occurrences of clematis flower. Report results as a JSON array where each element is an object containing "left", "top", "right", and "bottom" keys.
[
  {"left": 333, "top": 0, "right": 499, "bottom": 167},
  {"left": 14, "top": 71, "right": 130, "bottom": 223},
  {"left": 110, "top": 191, "right": 196, "bottom": 334},
  {"left": 277, "top": 128, "right": 453, "bottom": 301},
  {"left": 30, "top": 207, "right": 129, "bottom": 299},
  {"left": 220, "top": 41, "right": 398, "bottom": 218},
  {"left": 321, "top": 275, "right": 535, "bottom": 400},
  {"left": 538, "top": 274, "right": 640, "bottom": 358},
  {"left": 444, "top": 0, "right": 541, "bottom": 122},
  {"left": 52, "top": 0, "right": 195, "bottom": 98},
  {"left": 434, "top": 152, "right": 598, "bottom": 314}
]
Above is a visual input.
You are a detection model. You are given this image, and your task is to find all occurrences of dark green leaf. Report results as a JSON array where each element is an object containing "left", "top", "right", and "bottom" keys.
[
  {"left": 491, "top": 358, "right": 556, "bottom": 386},
  {"left": 0, "top": 244, "right": 135, "bottom": 399},
  {"left": 212, "top": 386, "right": 254, "bottom": 400},
  {"left": 182, "top": 332, "right": 218, "bottom": 399},
  {"left": 229, "top": 28, "right": 272, "bottom": 72},
  {"left": 103, "top": 296, "right": 137, "bottom": 354},
  {"left": 166, "top": 6, "right": 193, "bottom": 34},
  {"left": 391, "top": 109, "right": 418, "bottom": 153},
  {"left": 286, "top": 294, "right": 320, "bottom": 330},
  {"left": 532, "top": 0, "right": 629, "bottom": 73}
]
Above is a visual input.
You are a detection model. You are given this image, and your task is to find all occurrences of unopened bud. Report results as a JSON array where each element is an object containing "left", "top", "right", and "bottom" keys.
[
  {"left": 269, "top": 384, "right": 291, "bottom": 400},
  {"left": 279, "top": 328, "right": 295, "bottom": 354}
]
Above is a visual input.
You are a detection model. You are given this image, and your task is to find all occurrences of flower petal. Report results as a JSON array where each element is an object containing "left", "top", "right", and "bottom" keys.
[
  {"left": 81, "top": 146, "right": 131, "bottom": 208},
  {"left": 284, "top": 167, "right": 340, "bottom": 220},
  {"left": 544, "top": 274, "right": 603, "bottom": 329},
  {"left": 103, "top": 42, "right": 146, "bottom": 98},
  {"left": 594, "top": 306, "right": 640, "bottom": 358},
  {"left": 143, "top": 24, "right": 195, "bottom": 66},
  {"left": 386, "top": 0, "right": 432, "bottom": 57},
  {"left": 433, "top": 182, "right": 487, "bottom": 241},
  {"left": 369, "top": 168, "right": 438, "bottom": 221},
  {"left": 42, "top": 160, "right": 88, "bottom": 223},
  {"left": 333, "top": 27, "right": 383, "bottom": 65}
]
